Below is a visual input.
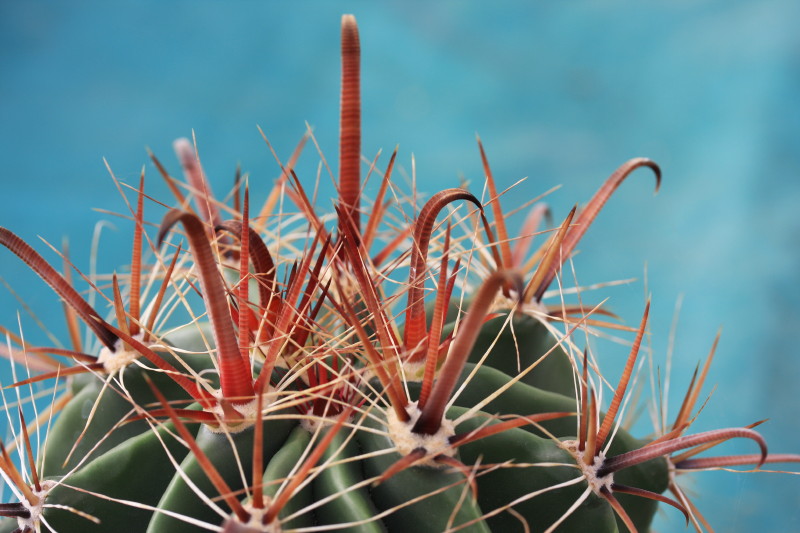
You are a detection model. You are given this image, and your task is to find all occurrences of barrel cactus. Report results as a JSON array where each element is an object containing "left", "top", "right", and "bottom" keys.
[{"left": 0, "top": 14, "right": 796, "bottom": 533}]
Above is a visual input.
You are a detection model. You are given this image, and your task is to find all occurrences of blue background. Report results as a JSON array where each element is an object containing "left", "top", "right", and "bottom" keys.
[{"left": 1, "top": 2, "right": 798, "bottom": 531}]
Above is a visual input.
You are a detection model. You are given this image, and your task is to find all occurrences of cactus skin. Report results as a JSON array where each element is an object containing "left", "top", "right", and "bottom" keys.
[
  {"left": 0, "top": 14, "right": 795, "bottom": 533},
  {"left": 443, "top": 309, "right": 577, "bottom": 397},
  {"left": 455, "top": 413, "right": 620, "bottom": 532}
]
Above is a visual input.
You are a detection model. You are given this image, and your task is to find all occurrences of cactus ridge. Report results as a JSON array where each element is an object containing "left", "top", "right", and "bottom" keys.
[{"left": 1, "top": 14, "right": 798, "bottom": 533}]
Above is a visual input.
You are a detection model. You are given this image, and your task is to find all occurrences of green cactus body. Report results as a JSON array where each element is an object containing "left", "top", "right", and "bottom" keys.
[
  {"left": 405, "top": 362, "right": 578, "bottom": 439},
  {"left": 0, "top": 351, "right": 667, "bottom": 532},
  {"left": 40, "top": 422, "right": 194, "bottom": 532},
  {"left": 257, "top": 426, "right": 314, "bottom": 530},
  {"left": 455, "top": 411, "right": 620, "bottom": 533},
  {"left": 466, "top": 312, "right": 576, "bottom": 398},
  {"left": 310, "top": 427, "right": 386, "bottom": 533},
  {"left": 145, "top": 413, "right": 296, "bottom": 532},
  {"left": 41, "top": 350, "right": 215, "bottom": 477},
  {"left": 439, "top": 304, "right": 576, "bottom": 398},
  {"left": 355, "top": 412, "right": 490, "bottom": 533}
]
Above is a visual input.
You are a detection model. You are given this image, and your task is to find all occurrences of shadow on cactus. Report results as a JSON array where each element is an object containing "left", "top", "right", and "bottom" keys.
[{"left": 0, "top": 14, "right": 798, "bottom": 533}]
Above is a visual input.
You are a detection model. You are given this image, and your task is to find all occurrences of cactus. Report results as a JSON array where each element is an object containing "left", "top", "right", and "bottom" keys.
[{"left": 0, "top": 14, "right": 797, "bottom": 533}]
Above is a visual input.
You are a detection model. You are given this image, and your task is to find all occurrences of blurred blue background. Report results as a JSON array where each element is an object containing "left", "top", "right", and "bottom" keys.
[{"left": 1, "top": 2, "right": 798, "bottom": 531}]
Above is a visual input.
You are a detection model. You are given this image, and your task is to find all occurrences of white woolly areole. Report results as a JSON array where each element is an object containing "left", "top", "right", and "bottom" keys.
[
  {"left": 400, "top": 360, "right": 426, "bottom": 382},
  {"left": 561, "top": 439, "right": 614, "bottom": 495},
  {"left": 205, "top": 396, "right": 260, "bottom": 434},
  {"left": 519, "top": 299, "right": 550, "bottom": 317},
  {"left": 489, "top": 290, "right": 548, "bottom": 315},
  {"left": 98, "top": 333, "right": 146, "bottom": 374},
  {"left": 16, "top": 480, "right": 55, "bottom": 531},
  {"left": 386, "top": 402, "right": 456, "bottom": 467},
  {"left": 223, "top": 504, "right": 282, "bottom": 533}
]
